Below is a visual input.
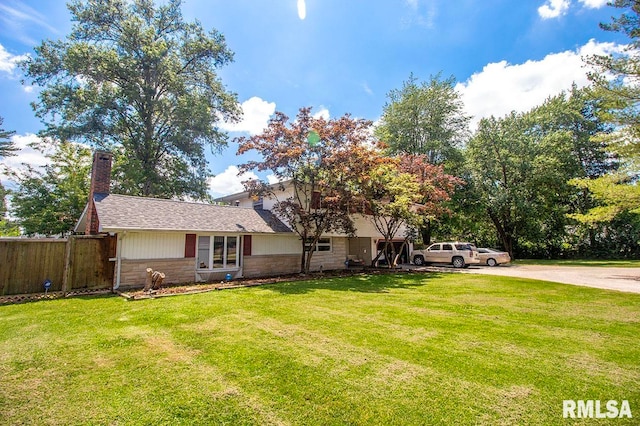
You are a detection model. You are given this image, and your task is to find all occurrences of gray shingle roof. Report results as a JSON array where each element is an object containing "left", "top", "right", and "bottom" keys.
[{"left": 88, "top": 194, "right": 292, "bottom": 234}]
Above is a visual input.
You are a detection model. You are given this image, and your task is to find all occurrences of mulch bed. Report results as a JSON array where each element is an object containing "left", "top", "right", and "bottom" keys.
[
  {"left": 0, "top": 268, "right": 413, "bottom": 304},
  {"left": 118, "top": 268, "right": 409, "bottom": 300}
]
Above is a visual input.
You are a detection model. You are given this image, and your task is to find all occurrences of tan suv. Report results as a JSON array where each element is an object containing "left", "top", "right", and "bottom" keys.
[{"left": 411, "top": 242, "right": 480, "bottom": 268}]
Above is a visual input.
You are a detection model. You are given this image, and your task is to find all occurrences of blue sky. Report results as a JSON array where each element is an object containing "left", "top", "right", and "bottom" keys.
[{"left": 0, "top": 0, "right": 628, "bottom": 197}]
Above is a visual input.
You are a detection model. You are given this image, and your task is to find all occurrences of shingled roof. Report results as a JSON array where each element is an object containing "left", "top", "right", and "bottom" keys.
[{"left": 76, "top": 194, "right": 292, "bottom": 234}]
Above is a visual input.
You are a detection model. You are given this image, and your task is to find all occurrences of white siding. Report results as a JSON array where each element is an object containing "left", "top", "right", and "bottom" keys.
[
  {"left": 263, "top": 185, "right": 293, "bottom": 211},
  {"left": 252, "top": 234, "right": 300, "bottom": 255},
  {"left": 121, "top": 232, "right": 184, "bottom": 259},
  {"left": 231, "top": 199, "right": 253, "bottom": 208},
  {"left": 351, "top": 214, "right": 411, "bottom": 238}
]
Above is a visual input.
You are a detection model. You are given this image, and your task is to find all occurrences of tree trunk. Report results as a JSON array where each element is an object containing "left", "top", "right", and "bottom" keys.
[
  {"left": 304, "top": 249, "right": 314, "bottom": 274},
  {"left": 488, "top": 209, "right": 515, "bottom": 259},
  {"left": 300, "top": 244, "right": 307, "bottom": 274},
  {"left": 420, "top": 219, "right": 432, "bottom": 246},
  {"left": 389, "top": 244, "right": 397, "bottom": 269},
  {"left": 371, "top": 240, "right": 392, "bottom": 267},
  {"left": 394, "top": 237, "right": 411, "bottom": 267}
]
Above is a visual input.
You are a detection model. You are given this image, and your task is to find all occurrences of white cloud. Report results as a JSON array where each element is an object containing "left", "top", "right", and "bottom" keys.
[
  {"left": 297, "top": 0, "right": 306, "bottom": 20},
  {"left": 538, "top": 0, "right": 570, "bottom": 19},
  {"left": 313, "top": 107, "right": 330, "bottom": 120},
  {"left": 219, "top": 96, "right": 276, "bottom": 136},
  {"left": 0, "top": 2, "right": 60, "bottom": 45},
  {"left": 208, "top": 165, "right": 259, "bottom": 197},
  {"left": 266, "top": 174, "right": 282, "bottom": 185},
  {"left": 577, "top": 0, "right": 608, "bottom": 8},
  {"left": 456, "top": 40, "right": 624, "bottom": 130},
  {"left": 0, "top": 43, "right": 28, "bottom": 74},
  {"left": 0, "top": 134, "right": 51, "bottom": 185}
]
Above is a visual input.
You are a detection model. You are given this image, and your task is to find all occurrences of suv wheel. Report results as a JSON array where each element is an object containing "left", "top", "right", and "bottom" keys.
[
  {"left": 413, "top": 255, "right": 425, "bottom": 266},
  {"left": 452, "top": 256, "right": 465, "bottom": 268}
]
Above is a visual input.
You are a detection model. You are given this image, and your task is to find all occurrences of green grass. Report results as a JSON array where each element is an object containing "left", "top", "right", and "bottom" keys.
[
  {"left": 1, "top": 273, "right": 639, "bottom": 425},
  {"left": 515, "top": 259, "right": 640, "bottom": 267}
]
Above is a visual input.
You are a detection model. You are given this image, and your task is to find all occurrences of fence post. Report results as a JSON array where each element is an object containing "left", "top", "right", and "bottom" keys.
[{"left": 62, "top": 235, "right": 75, "bottom": 294}]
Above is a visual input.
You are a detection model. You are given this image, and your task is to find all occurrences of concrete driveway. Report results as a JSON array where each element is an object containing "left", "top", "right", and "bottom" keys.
[{"left": 411, "top": 264, "right": 640, "bottom": 294}]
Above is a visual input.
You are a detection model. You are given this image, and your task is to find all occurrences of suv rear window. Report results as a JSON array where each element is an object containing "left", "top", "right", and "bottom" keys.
[{"left": 455, "top": 243, "right": 476, "bottom": 251}]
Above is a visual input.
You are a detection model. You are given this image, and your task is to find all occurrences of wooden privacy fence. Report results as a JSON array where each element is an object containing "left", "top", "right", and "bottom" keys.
[{"left": 0, "top": 235, "right": 115, "bottom": 296}]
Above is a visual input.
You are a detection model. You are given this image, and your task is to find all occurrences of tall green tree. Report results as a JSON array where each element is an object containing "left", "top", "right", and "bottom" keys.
[
  {"left": 0, "top": 116, "right": 17, "bottom": 158},
  {"left": 7, "top": 142, "right": 92, "bottom": 236},
  {"left": 375, "top": 73, "right": 470, "bottom": 244},
  {"left": 469, "top": 116, "right": 569, "bottom": 256},
  {"left": 0, "top": 116, "right": 19, "bottom": 235},
  {"left": 577, "top": 0, "right": 640, "bottom": 226},
  {"left": 376, "top": 73, "right": 469, "bottom": 168},
  {"left": 22, "top": 0, "right": 240, "bottom": 199},
  {"left": 0, "top": 184, "right": 19, "bottom": 236},
  {"left": 529, "top": 85, "right": 615, "bottom": 179},
  {"left": 467, "top": 87, "right": 613, "bottom": 258},
  {"left": 586, "top": 0, "right": 640, "bottom": 160}
]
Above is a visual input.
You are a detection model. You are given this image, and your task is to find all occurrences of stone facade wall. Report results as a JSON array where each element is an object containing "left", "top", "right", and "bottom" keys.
[
  {"left": 243, "top": 237, "right": 347, "bottom": 277},
  {"left": 243, "top": 254, "right": 300, "bottom": 278},
  {"left": 119, "top": 258, "right": 195, "bottom": 287},
  {"left": 309, "top": 237, "right": 347, "bottom": 271}
]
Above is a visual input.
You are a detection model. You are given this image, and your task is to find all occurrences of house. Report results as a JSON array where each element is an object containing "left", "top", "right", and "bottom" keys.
[{"left": 76, "top": 151, "right": 409, "bottom": 289}]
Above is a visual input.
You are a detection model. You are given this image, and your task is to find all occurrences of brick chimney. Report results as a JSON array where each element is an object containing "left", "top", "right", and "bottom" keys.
[{"left": 85, "top": 151, "right": 113, "bottom": 234}]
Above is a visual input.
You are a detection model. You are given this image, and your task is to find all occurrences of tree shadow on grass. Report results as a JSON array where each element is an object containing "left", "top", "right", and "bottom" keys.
[{"left": 264, "top": 270, "right": 444, "bottom": 295}]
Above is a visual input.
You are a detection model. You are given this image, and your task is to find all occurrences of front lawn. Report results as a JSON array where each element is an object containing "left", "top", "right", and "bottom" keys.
[{"left": 1, "top": 273, "right": 638, "bottom": 425}]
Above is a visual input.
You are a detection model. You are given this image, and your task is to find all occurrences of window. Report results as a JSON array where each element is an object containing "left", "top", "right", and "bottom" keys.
[
  {"left": 198, "top": 236, "right": 210, "bottom": 268},
  {"left": 429, "top": 244, "right": 441, "bottom": 251},
  {"left": 213, "top": 236, "right": 224, "bottom": 268},
  {"left": 227, "top": 236, "right": 237, "bottom": 264},
  {"left": 197, "top": 235, "right": 239, "bottom": 269},
  {"left": 305, "top": 237, "right": 332, "bottom": 252},
  {"left": 316, "top": 237, "right": 331, "bottom": 252},
  {"left": 442, "top": 244, "right": 453, "bottom": 251},
  {"left": 456, "top": 243, "right": 476, "bottom": 251}
]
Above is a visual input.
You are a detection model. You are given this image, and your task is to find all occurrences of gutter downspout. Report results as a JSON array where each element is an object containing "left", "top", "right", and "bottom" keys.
[{"left": 113, "top": 231, "right": 125, "bottom": 291}]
